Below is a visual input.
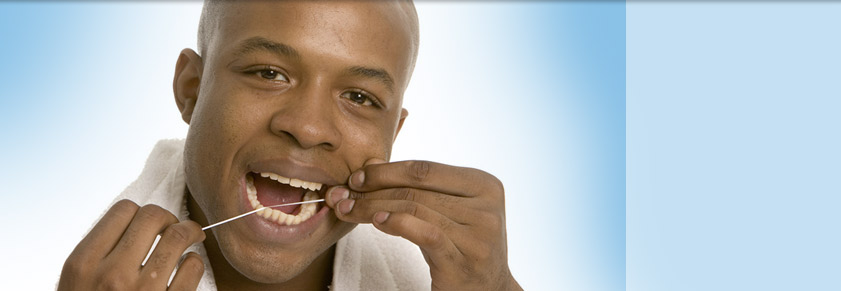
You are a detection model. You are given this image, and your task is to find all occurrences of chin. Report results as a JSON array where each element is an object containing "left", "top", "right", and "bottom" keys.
[
  {"left": 211, "top": 213, "right": 357, "bottom": 284},
  {"left": 223, "top": 241, "right": 317, "bottom": 283}
]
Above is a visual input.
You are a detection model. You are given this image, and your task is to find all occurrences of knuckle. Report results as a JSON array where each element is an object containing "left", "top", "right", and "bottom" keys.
[
  {"left": 163, "top": 223, "right": 194, "bottom": 245},
  {"left": 434, "top": 193, "right": 457, "bottom": 206},
  {"left": 108, "top": 200, "right": 141, "bottom": 222},
  {"left": 405, "top": 201, "right": 419, "bottom": 217},
  {"left": 61, "top": 255, "right": 89, "bottom": 278},
  {"left": 147, "top": 254, "right": 171, "bottom": 269},
  {"left": 397, "top": 188, "right": 416, "bottom": 202},
  {"left": 112, "top": 199, "right": 140, "bottom": 214},
  {"left": 422, "top": 228, "right": 446, "bottom": 250},
  {"left": 181, "top": 254, "right": 205, "bottom": 274},
  {"left": 97, "top": 272, "right": 130, "bottom": 291},
  {"left": 478, "top": 211, "right": 503, "bottom": 231},
  {"left": 407, "top": 160, "right": 431, "bottom": 182},
  {"left": 136, "top": 204, "right": 172, "bottom": 224},
  {"left": 438, "top": 220, "right": 455, "bottom": 233},
  {"left": 485, "top": 173, "right": 505, "bottom": 197},
  {"left": 471, "top": 168, "right": 504, "bottom": 196}
]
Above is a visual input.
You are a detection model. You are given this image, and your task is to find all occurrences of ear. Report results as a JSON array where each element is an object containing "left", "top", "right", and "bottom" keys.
[
  {"left": 394, "top": 108, "right": 409, "bottom": 142},
  {"left": 173, "top": 48, "right": 203, "bottom": 124}
]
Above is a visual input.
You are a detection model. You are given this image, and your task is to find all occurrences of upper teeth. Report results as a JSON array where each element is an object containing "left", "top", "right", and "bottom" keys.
[
  {"left": 258, "top": 172, "right": 322, "bottom": 191},
  {"left": 246, "top": 175, "right": 320, "bottom": 226}
]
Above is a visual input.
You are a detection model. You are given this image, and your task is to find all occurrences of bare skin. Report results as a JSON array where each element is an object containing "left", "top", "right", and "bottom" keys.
[
  {"left": 57, "top": 201, "right": 206, "bottom": 290},
  {"left": 58, "top": 1, "right": 521, "bottom": 290},
  {"left": 326, "top": 159, "right": 522, "bottom": 291}
]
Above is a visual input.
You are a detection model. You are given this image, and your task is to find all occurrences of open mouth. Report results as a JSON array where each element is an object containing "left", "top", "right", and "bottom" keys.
[{"left": 246, "top": 171, "right": 325, "bottom": 226}]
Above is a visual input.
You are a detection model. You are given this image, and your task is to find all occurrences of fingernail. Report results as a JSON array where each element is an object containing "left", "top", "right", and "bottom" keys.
[
  {"left": 374, "top": 211, "right": 390, "bottom": 224},
  {"left": 339, "top": 199, "right": 355, "bottom": 215},
  {"left": 351, "top": 171, "right": 365, "bottom": 187},
  {"left": 330, "top": 187, "right": 349, "bottom": 205}
]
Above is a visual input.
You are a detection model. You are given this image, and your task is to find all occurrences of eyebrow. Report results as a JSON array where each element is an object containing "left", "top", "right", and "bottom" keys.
[
  {"left": 234, "top": 37, "right": 395, "bottom": 94},
  {"left": 234, "top": 37, "right": 300, "bottom": 60},
  {"left": 347, "top": 66, "right": 395, "bottom": 94}
]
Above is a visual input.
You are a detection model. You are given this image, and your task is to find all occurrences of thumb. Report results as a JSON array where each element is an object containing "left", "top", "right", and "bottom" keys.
[{"left": 363, "top": 157, "right": 388, "bottom": 167}]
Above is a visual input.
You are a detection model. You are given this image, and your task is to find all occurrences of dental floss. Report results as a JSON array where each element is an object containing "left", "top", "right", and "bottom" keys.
[
  {"left": 201, "top": 199, "right": 325, "bottom": 231},
  {"left": 141, "top": 199, "right": 326, "bottom": 267}
]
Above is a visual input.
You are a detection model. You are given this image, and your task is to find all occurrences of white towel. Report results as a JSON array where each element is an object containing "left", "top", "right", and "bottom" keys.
[{"left": 99, "top": 139, "right": 431, "bottom": 290}]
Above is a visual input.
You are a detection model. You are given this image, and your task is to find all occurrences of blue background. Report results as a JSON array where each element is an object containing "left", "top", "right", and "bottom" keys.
[
  {"left": 0, "top": 2, "right": 625, "bottom": 290},
  {"left": 627, "top": 2, "right": 840, "bottom": 290}
]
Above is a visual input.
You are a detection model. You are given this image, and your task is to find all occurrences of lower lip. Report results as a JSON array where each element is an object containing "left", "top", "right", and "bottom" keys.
[{"left": 236, "top": 175, "right": 331, "bottom": 243}]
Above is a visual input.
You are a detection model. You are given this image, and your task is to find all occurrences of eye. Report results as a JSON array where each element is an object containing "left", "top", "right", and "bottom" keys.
[
  {"left": 341, "top": 90, "right": 376, "bottom": 106},
  {"left": 252, "top": 68, "right": 288, "bottom": 82}
]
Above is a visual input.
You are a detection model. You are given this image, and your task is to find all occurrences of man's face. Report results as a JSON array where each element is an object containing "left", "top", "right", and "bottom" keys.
[{"left": 180, "top": 1, "right": 415, "bottom": 283}]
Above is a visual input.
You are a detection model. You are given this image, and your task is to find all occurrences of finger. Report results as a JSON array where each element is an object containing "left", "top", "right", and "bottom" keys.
[
  {"left": 362, "top": 157, "right": 388, "bottom": 167},
  {"left": 167, "top": 252, "right": 205, "bottom": 291},
  {"left": 328, "top": 187, "right": 479, "bottom": 223},
  {"left": 372, "top": 211, "right": 463, "bottom": 273},
  {"left": 141, "top": 221, "right": 205, "bottom": 288},
  {"left": 324, "top": 185, "right": 349, "bottom": 209},
  {"left": 71, "top": 199, "right": 139, "bottom": 260},
  {"left": 348, "top": 160, "right": 502, "bottom": 197},
  {"left": 322, "top": 157, "right": 385, "bottom": 209},
  {"left": 109, "top": 204, "right": 179, "bottom": 267},
  {"left": 333, "top": 197, "right": 466, "bottom": 234}
]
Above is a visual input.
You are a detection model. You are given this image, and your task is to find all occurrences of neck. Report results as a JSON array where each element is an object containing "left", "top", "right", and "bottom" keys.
[{"left": 186, "top": 190, "right": 335, "bottom": 291}]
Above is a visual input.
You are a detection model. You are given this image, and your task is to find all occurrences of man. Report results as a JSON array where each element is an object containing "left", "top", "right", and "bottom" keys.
[{"left": 58, "top": 1, "right": 521, "bottom": 290}]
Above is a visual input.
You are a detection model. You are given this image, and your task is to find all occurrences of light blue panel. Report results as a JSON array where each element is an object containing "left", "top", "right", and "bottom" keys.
[{"left": 628, "top": 3, "right": 841, "bottom": 291}]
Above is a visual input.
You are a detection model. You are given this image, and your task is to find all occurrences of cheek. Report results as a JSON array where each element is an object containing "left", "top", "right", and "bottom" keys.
[
  {"left": 340, "top": 115, "right": 398, "bottom": 166},
  {"left": 185, "top": 84, "right": 268, "bottom": 211},
  {"left": 195, "top": 81, "right": 272, "bottom": 154},
  {"left": 190, "top": 96, "right": 244, "bottom": 169}
]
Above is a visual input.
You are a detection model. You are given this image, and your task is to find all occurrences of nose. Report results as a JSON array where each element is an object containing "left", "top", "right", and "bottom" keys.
[{"left": 269, "top": 83, "right": 342, "bottom": 150}]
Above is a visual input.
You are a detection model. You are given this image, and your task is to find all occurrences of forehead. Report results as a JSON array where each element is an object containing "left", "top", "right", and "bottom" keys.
[{"left": 208, "top": 1, "right": 416, "bottom": 89}]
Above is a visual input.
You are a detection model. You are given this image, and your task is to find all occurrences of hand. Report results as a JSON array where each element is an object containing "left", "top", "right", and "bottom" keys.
[
  {"left": 58, "top": 200, "right": 206, "bottom": 291},
  {"left": 326, "top": 159, "right": 522, "bottom": 291}
]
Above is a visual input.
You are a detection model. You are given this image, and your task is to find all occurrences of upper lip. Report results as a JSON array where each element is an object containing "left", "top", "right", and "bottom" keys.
[{"left": 247, "top": 158, "right": 342, "bottom": 187}]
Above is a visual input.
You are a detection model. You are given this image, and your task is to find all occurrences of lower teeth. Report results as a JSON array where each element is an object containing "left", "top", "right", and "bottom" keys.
[{"left": 247, "top": 175, "right": 320, "bottom": 226}]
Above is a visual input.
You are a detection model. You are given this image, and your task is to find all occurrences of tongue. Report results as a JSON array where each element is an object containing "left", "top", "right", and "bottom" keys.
[{"left": 252, "top": 174, "right": 305, "bottom": 214}]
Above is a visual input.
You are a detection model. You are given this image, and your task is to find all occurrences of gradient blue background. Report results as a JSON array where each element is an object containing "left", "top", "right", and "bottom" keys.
[{"left": 0, "top": 2, "right": 624, "bottom": 290}]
